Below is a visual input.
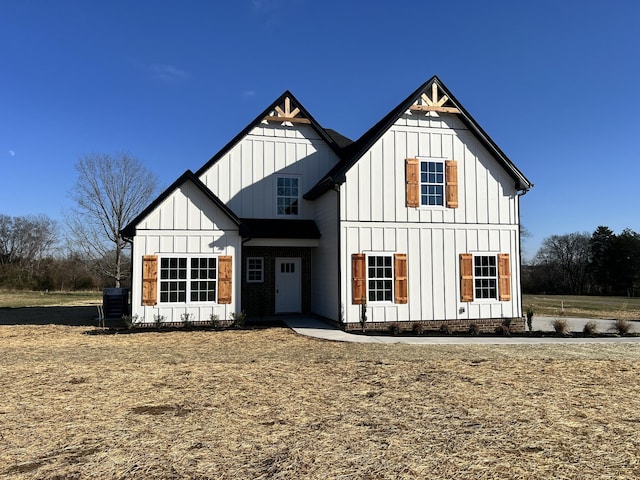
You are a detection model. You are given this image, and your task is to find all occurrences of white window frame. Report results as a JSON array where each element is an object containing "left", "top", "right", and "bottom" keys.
[
  {"left": 159, "top": 255, "right": 218, "bottom": 304},
  {"left": 419, "top": 157, "right": 445, "bottom": 207},
  {"left": 366, "top": 253, "right": 394, "bottom": 303},
  {"left": 473, "top": 254, "right": 498, "bottom": 301},
  {"left": 275, "top": 175, "right": 301, "bottom": 216},
  {"left": 246, "top": 257, "right": 264, "bottom": 283}
]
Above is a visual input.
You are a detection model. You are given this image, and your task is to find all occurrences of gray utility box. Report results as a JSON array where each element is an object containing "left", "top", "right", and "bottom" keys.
[{"left": 103, "top": 288, "right": 130, "bottom": 318}]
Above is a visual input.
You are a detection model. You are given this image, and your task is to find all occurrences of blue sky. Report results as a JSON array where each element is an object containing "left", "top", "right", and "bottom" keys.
[{"left": 1, "top": 0, "right": 638, "bottom": 259}]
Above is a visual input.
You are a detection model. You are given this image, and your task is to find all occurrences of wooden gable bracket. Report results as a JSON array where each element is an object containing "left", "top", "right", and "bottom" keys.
[
  {"left": 264, "top": 96, "right": 311, "bottom": 124},
  {"left": 409, "top": 82, "right": 460, "bottom": 114}
]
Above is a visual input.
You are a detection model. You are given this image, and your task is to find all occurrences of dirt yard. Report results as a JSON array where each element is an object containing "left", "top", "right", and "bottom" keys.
[{"left": 1, "top": 323, "right": 640, "bottom": 479}]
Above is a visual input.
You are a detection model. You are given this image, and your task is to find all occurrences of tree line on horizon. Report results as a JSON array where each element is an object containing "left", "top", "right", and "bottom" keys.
[
  {"left": 0, "top": 153, "right": 158, "bottom": 292},
  {"left": 523, "top": 226, "right": 640, "bottom": 297}
]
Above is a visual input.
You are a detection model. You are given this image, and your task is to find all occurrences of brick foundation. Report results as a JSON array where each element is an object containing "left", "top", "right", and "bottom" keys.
[{"left": 343, "top": 317, "right": 526, "bottom": 334}]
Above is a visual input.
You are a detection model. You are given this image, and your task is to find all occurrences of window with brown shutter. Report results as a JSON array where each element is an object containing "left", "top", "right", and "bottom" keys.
[
  {"left": 142, "top": 255, "right": 158, "bottom": 306},
  {"left": 460, "top": 253, "right": 474, "bottom": 302},
  {"left": 405, "top": 158, "right": 419, "bottom": 208},
  {"left": 498, "top": 254, "right": 511, "bottom": 301},
  {"left": 218, "top": 255, "right": 233, "bottom": 304},
  {"left": 352, "top": 253, "right": 366, "bottom": 304},
  {"left": 394, "top": 253, "right": 408, "bottom": 304},
  {"left": 445, "top": 160, "right": 458, "bottom": 208}
]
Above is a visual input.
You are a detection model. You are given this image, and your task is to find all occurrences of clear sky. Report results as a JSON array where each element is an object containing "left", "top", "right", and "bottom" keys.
[{"left": 1, "top": 0, "right": 638, "bottom": 259}]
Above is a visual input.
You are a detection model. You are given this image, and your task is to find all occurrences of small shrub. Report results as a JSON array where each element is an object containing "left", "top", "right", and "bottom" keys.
[
  {"left": 412, "top": 323, "right": 424, "bottom": 335},
  {"left": 494, "top": 318, "right": 512, "bottom": 336},
  {"left": 613, "top": 318, "right": 632, "bottom": 336},
  {"left": 359, "top": 299, "right": 368, "bottom": 332},
  {"left": 181, "top": 313, "right": 193, "bottom": 328},
  {"left": 209, "top": 313, "right": 221, "bottom": 329},
  {"left": 495, "top": 324, "right": 511, "bottom": 336},
  {"left": 230, "top": 311, "right": 247, "bottom": 329},
  {"left": 552, "top": 318, "right": 569, "bottom": 336},
  {"left": 439, "top": 323, "right": 451, "bottom": 335},
  {"left": 122, "top": 314, "right": 140, "bottom": 330},
  {"left": 468, "top": 323, "right": 480, "bottom": 336},
  {"left": 389, "top": 323, "right": 401, "bottom": 336},
  {"left": 153, "top": 314, "right": 165, "bottom": 329},
  {"left": 526, "top": 305, "right": 535, "bottom": 332},
  {"left": 583, "top": 320, "right": 598, "bottom": 336}
]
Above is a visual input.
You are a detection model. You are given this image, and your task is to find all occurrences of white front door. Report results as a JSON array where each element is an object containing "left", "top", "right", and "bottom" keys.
[{"left": 275, "top": 257, "right": 301, "bottom": 313}]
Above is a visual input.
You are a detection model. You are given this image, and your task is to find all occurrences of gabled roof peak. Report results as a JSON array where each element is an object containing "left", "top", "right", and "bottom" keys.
[{"left": 304, "top": 75, "right": 533, "bottom": 199}]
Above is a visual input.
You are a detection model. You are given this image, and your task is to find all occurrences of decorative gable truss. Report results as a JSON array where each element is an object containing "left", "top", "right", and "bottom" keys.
[
  {"left": 409, "top": 82, "right": 461, "bottom": 115},
  {"left": 263, "top": 96, "right": 311, "bottom": 125}
]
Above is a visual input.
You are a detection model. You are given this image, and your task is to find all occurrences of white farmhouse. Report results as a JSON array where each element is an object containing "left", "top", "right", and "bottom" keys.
[{"left": 121, "top": 76, "right": 533, "bottom": 332}]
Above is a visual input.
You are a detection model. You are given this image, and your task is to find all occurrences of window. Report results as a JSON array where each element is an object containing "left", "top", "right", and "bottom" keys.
[
  {"left": 367, "top": 255, "right": 393, "bottom": 302},
  {"left": 160, "top": 257, "right": 217, "bottom": 303},
  {"left": 247, "top": 257, "right": 264, "bottom": 283},
  {"left": 276, "top": 176, "right": 299, "bottom": 215},
  {"left": 474, "top": 255, "right": 497, "bottom": 299},
  {"left": 406, "top": 158, "right": 458, "bottom": 209},
  {"left": 352, "top": 253, "right": 407, "bottom": 305},
  {"left": 420, "top": 160, "right": 444, "bottom": 206},
  {"left": 460, "top": 253, "right": 510, "bottom": 302}
]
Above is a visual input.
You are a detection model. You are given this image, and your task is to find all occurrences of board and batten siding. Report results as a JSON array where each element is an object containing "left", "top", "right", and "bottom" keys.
[
  {"left": 341, "top": 112, "right": 519, "bottom": 225},
  {"left": 199, "top": 123, "right": 341, "bottom": 219},
  {"left": 310, "top": 188, "right": 340, "bottom": 321},
  {"left": 130, "top": 180, "right": 242, "bottom": 324},
  {"left": 340, "top": 223, "right": 522, "bottom": 324},
  {"left": 339, "top": 111, "right": 523, "bottom": 324}
]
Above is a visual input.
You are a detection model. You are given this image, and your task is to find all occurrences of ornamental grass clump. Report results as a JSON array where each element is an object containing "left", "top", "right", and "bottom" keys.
[
  {"left": 583, "top": 320, "right": 598, "bottom": 336},
  {"left": 412, "top": 323, "right": 424, "bottom": 335},
  {"left": 153, "top": 314, "right": 165, "bottom": 329},
  {"left": 613, "top": 318, "right": 632, "bottom": 336},
  {"left": 552, "top": 318, "right": 569, "bottom": 336}
]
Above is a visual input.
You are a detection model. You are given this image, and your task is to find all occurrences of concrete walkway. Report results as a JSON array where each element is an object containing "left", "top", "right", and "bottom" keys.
[{"left": 283, "top": 316, "right": 640, "bottom": 345}]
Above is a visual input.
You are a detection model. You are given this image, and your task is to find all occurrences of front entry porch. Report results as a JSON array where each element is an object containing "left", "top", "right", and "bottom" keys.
[{"left": 241, "top": 246, "right": 312, "bottom": 317}]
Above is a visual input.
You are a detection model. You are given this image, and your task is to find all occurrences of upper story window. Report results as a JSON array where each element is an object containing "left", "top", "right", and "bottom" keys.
[
  {"left": 420, "top": 160, "right": 444, "bottom": 206},
  {"left": 406, "top": 158, "right": 458, "bottom": 209},
  {"left": 276, "top": 176, "right": 299, "bottom": 216}
]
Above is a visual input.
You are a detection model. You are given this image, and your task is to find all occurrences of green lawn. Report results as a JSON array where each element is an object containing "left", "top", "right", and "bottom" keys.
[
  {"left": 523, "top": 294, "right": 640, "bottom": 320},
  {"left": 0, "top": 290, "right": 102, "bottom": 308}
]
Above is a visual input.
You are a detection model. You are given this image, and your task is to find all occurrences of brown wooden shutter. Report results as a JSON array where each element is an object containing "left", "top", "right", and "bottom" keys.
[
  {"left": 352, "top": 253, "right": 366, "bottom": 304},
  {"left": 446, "top": 160, "right": 458, "bottom": 208},
  {"left": 218, "top": 255, "right": 233, "bottom": 304},
  {"left": 460, "top": 253, "right": 474, "bottom": 302},
  {"left": 406, "top": 158, "right": 419, "bottom": 208},
  {"left": 498, "top": 253, "right": 511, "bottom": 301},
  {"left": 142, "top": 255, "right": 158, "bottom": 306},
  {"left": 394, "top": 253, "right": 408, "bottom": 304}
]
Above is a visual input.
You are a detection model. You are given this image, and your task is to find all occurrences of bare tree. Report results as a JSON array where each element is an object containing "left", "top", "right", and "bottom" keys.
[
  {"left": 0, "top": 214, "right": 57, "bottom": 264},
  {"left": 67, "top": 153, "right": 158, "bottom": 287},
  {"left": 534, "top": 232, "right": 591, "bottom": 294}
]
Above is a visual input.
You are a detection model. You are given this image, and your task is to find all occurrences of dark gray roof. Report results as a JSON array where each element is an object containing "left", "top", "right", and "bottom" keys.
[{"left": 120, "top": 170, "right": 240, "bottom": 238}]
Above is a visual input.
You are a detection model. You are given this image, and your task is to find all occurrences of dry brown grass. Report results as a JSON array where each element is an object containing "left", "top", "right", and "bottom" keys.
[{"left": 2, "top": 325, "right": 640, "bottom": 479}]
